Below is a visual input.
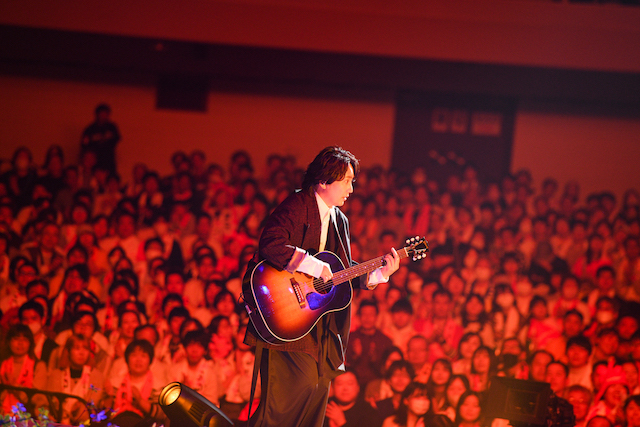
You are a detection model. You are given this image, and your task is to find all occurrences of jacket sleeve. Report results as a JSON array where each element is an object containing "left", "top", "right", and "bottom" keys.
[{"left": 258, "top": 194, "right": 308, "bottom": 272}]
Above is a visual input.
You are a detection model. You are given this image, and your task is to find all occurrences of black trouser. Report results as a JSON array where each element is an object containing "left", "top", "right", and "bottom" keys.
[{"left": 249, "top": 348, "right": 332, "bottom": 427}]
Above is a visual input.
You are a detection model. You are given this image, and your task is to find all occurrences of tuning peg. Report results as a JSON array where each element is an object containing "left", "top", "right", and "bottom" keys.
[{"left": 406, "top": 238, "right": 410, "bottom": 244}]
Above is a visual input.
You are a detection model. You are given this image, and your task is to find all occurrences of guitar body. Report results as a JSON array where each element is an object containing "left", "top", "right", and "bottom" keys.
[{"left": 245, "top": 251, "right": 353, "bottom": 345}]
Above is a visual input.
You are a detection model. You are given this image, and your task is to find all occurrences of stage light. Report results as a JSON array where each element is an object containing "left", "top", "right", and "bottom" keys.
[{"left": 159, "top": 382, "right": 234, "bottom": 427}]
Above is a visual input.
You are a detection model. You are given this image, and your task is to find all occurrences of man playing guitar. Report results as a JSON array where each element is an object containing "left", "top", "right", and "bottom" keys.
[{"left": 243, "top": 146, "right": 401, "bottom": 426}]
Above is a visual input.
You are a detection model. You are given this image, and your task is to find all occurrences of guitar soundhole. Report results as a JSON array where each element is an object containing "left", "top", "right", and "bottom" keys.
[{"left": 313, "top": 278, "right": 333, "bottom": 295}]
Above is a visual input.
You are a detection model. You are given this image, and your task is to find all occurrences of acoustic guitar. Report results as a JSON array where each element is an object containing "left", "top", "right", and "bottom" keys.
[{"left": 243, "top": 237, "right": 428, "bottom": 344}]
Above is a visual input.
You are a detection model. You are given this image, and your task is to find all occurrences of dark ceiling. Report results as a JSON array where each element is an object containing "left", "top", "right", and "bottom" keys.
[{"left": 2, "top": 24, "right": 640, "bottom": 110}]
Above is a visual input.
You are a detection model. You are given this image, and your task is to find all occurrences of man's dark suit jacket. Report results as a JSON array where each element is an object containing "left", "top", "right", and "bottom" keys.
[{"left": 244, "top": 189, "right": 368, "bottom": 373}]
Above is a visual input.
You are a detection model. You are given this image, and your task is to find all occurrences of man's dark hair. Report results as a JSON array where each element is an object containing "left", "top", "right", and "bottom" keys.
[
  {"left": 528, "top": 349, "right": 554, "bottom": 365},
  {"left": 124, "top": 339, "right": 155, "bottom": 364},
  {"left": 567, "top": 335, "right": 592, "bottom": 355},
  {"left": 71, "top": 310, "right": 99, "bottom": 332},
  {"left": 385, "top": 359, "right": 416, "bottom": 380},
  {"left": 547, "top": 361, "right": 569, "bottom": 376},
  {"left": 433, "top": 288, "right": 452, "bottom": 301},
  {"left": 389, "top": 298, "right": 413, "bottom": 315},
  {"left": 596, "top": 265, "right": 615, "bottom": 277},
  {"left": 95, "top": 103, "right": 111, "bottom": 115},
  {"left": 134, "top": 324, "right": 160, "bottom": 344},
  {"left": 26, "top": 279, "right": 49, "bottom": 295},
  {"left": 64, "top": 264, "right": 90, "bottom": 283},
  {"left": 19, "top": 300, "right": 45, "bottom": 321},
  {"left": 108, "top": 280, "right": 134, "bottom": 296},
  {"left": 564, "top": 309, "right": 584, "bottom": 322},
  {"left": 182, "top": 329, "right": 210, "bottom": 348},
  {"left": 162, "top": 293, "right": 184, "bottom": 311},
  {"left": 67, "top": 244, "right": 89, "bottom": 262},
  {"left": 301, "top": 146, "right": 359, "bottom": 194},
  {"left": 168, "top": 306, "right": 190, "bottom": 323},
  {"left": 357, "top": 299, "right": 379, "bottom": 315}
]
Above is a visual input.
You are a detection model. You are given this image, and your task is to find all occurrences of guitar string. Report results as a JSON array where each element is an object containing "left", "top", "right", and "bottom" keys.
[{"left": 308, "top": 245, "right": 420, "bottom": 292}]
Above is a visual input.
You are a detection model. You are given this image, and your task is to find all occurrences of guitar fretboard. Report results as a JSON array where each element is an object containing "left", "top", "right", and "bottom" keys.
[{"left": 331, "top": 246, "right": 410, "bottom": 285}]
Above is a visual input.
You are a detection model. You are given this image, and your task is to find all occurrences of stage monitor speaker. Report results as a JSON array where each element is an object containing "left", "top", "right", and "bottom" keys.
[{"left": 484, "top": 377, "right": 551, "bottom": 426}]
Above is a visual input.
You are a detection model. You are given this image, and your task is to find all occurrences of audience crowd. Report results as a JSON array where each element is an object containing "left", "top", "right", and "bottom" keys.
[{"left": 2, "top": 108, "right": 640, "bottom": 427}]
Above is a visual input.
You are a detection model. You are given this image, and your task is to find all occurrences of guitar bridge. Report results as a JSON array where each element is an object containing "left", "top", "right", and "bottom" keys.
[{"left": 291, "top": 278, "right": 306, "bottom": 308}]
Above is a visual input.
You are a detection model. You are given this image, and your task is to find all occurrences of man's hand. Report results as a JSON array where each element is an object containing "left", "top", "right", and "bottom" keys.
[
  {"left": 320, "top": 265, "right": 333, "bottom": 283},
  {"left": 326, "top": 401, "right": 347, "bottom": 427},
  {"left": 380, "top": 248, "right": 400, "bottom": 279}
]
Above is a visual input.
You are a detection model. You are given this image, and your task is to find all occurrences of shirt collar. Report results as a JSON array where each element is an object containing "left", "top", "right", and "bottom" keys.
[{"left": 315, "top": 192, "right": 334, "bottom": 222}]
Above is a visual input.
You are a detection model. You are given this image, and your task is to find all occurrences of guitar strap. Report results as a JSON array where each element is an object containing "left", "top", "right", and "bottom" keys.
[
  {"left": 246, "top": 339, "right": 263, "bottom": 427},
  {"left": 331, "top": 214, "right": 349, "bottom": 266}
]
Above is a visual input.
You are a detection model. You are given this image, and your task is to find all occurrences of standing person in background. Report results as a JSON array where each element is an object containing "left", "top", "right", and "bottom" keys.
[
  {"left": 244, "top": 146, "right": 400, "bottom": 427},
  {"left": 346, "top": 299, "right": 394, "bottom": 388},
  {"left": 80, "top": 103, "right": 121, "bottom": 175}
]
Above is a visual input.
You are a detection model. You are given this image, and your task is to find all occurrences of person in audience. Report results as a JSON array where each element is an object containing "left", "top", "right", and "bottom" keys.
[
  {"left": 546, "top": 361, "right": 569, "bottom": 397},
  {"left": 96, "top": 280, "right": 134, "bottom": 335},
  {"left": 51, "top": 310, "right": 109, "bottom": 372},
  {"left": 105, "top": 340, "right": 165, "bottom": 423},
  {"left": 155, "top": 306, "right": 190, "bottom": 364},
  {"left": 468, "top": 346, "right": 495, "bottom": 392},
  {"left": 615, "top": 313, "right": 638, "bottom": 360},
  {"left": 460, "top": 295, "right": 493, "bottom": 349},
  {"left": 566, "top": 384, "right": 592, "bottom": 427},
  {"left": 406, "top": 335, "right": 432, "bottom": 383},
  {"left": 592, "top": 328, "right": 620, "bottom": 364},
  {"left": 616, "top": 236, "right": 640, "bottom": 301},
  {"left": 439, "top": 375, "right": 469, "bottom": 422},
  {"left": 171, "top": 329, "right": 219, "bottom": 405},
  {"left": 18, "top": 300, "right": 57, "bottom": 364},
  {"left": 527, "top": 350, "right": 553, "bottom": 382},
  {"left": 325, "top": 370, "right": 383, "bottom": 427},
  {"left": 621, "top": 360, "right": 640, "bottom": 395},
  {"left": 416, "top": 289, "right": 463, "bottom": 362},
  {"left": 347, "top": 299, "right": 394, "bottom": 388},
  {"left": 624, "top": 394, "right": 640, "bottom": 427},
  {"left": 375, "top": 360, "right": 415, "bottom": 419},
  {"left": 109, "top": 309, "right": 144, "bottom": 360},
  {"left": 365, "top": 346, "right": 405, "bottom": 403},
  {"left": 587, "top": 266, "right": 617, "bottom": 310},
  {"left": 22, "top": 221, "right": 64, "bottom": 280},
  {"left": 452, "top": 332, "right": 482, "bottom": 377},
  {"left": 208, "top": 317, "right": 235, "bottom": 400},
  {"left": 184, "top": 253, "right": 218, "bottom": 312},
  {"left": 427, "top": 358, "right": 453, "bottom": 413},
  {"left": 490, "top": 284, "right": 520, "bottom": 347},
  {"left": 547, "top": 309, "right": 585, "bottom": 362},
  {"left": 384, "top": 299, "right": 417, "bottom": 355},
  {"left": 586, "top": 364, "right": 629, "bottom": 426},
  {"left": 586, "top": 297, "right": 620, "bottom": 340},
  {"left": 0, "top": 324, "right": 47, "bottom": 412},
  {"left": 566, "top": 334, "right": 593, "bottom": 389},
  {"left": 0, "top": 261, "right": 37, "bottom": 320},
  {"left": 50, "top": 264, "right": 94, "bottom": 330},
  {"left": 453, "top": 390, "right": 482, "bottom": 427},
  {"left": 46, "top": 333, "right": 104, "bottom": 424},
  {"left": 382, "top": 381, "right": 434, "bottom": 427},
  {"left": 8, "top": 147, "right": 640, "bottom": 426}
]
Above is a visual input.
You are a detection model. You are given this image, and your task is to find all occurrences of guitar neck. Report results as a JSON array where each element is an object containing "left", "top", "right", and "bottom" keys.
[{"left": 333, "top": 247, "right": 410, "bottom": 284}]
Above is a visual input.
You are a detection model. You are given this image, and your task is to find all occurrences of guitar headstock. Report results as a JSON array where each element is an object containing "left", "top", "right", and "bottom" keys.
[{"left": 404, "top": 236, "right": 429, "bottom": 261}]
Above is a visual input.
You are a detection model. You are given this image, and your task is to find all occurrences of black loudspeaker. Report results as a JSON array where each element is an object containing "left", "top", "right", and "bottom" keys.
[
  {"left": 156, "top": 76, "right": 208, "bottom": 112},
  {"left": 484, "top": 377, "right": 551, "bottom": 426}
]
